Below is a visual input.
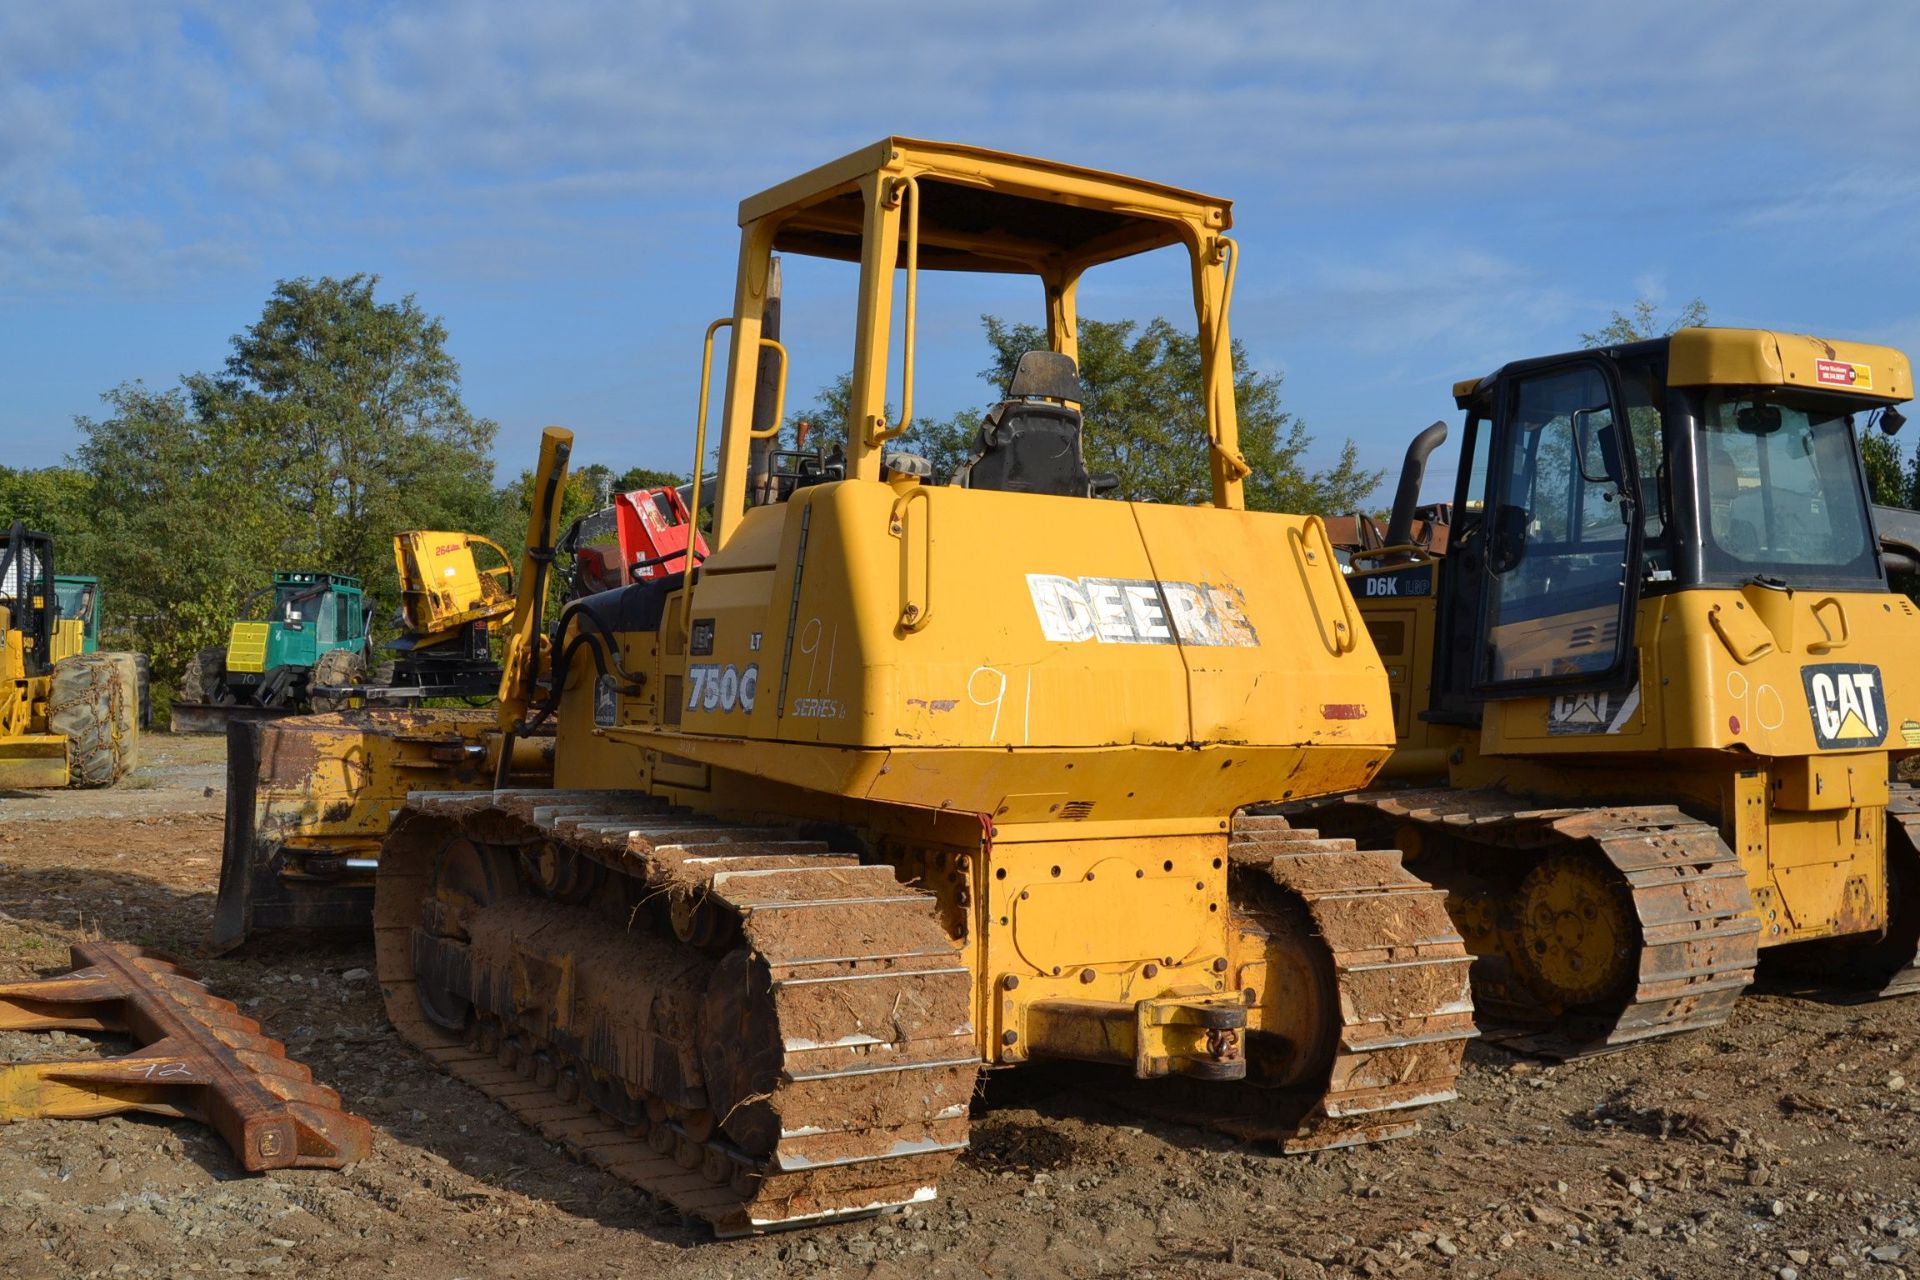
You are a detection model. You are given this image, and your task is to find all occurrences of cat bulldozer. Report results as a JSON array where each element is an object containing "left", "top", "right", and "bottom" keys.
[
  {"left": 0, "top": 521, "right": 141, "bottom": 788},
  {"left": 218, "top": 138, "right": 1476, "bottom": 1234},
  {"left": 1290, "top": 327, "right": 1919, "bottom": 1056}
]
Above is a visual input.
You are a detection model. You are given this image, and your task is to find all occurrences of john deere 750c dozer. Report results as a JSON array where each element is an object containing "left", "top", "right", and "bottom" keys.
[
  {"left": 1293, "top": 328, "right": 1919, "bottom": 1056},
  {"left": 347, "top": 139, "right": 1476, "bottom": 1234}
]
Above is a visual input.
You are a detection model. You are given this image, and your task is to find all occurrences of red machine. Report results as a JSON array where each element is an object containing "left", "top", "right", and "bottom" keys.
[{"left": 567, "top": 486, "right": 708, "bottom": 596}]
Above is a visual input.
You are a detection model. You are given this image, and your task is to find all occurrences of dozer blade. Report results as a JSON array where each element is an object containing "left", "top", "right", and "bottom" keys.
[
  {"left": 0, "top": 942, "right": 371, "bottom": 1169},
  {"left": 0, "top": 734, "right": 68, "bottom": 789},
  {"left": 212, "top": 718, "right": 379, "bottom": 951},
  {"left": 167, "top": 701, "right": 295, "bottom": 736}
]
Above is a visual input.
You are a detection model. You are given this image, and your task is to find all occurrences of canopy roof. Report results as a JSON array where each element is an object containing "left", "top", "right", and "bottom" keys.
[{"left": 738, "top": 136, "right": 1232, "bottom": 276}]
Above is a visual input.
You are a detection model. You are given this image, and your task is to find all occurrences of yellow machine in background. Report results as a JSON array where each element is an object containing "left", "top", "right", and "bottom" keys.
[
  {"left": 247, "top": 138, "right": 1478, "bottom": 1236},
  {"left": 213, "top": 473, "right": 570, "bottom": 947},
  {"left": 0, "top": 522, "right": 139, "bottom": 789},
  {"left": 1294, "top": 328, "right": 1920, "bottom": 1055},
  {"left": 392, "top": 530, "right": 516, "bottom": 648}
]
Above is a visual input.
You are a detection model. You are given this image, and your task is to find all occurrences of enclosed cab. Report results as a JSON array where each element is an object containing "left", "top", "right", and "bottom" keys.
[
  {"left": 53, "top": 576, "right": 99, "bottom": 655},
  {"left": 223, "top": 570, "right": 370, "bottom": 696},
  {"left": 1303, "top": 328, "right": 1920, "bottom": 1053},
  {"left": 176, "top": 570, "right": 374, "bottom": 730}
]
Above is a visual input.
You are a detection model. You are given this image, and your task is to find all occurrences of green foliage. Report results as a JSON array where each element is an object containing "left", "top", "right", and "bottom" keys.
[
  {"left": 72, "top": 381, "right": 294, "bottom": 671},
  {"left": 785, "top": 372, "right": 975, "bottom": 481},
  {"left": 0, "top": 465, "right": 91, "bottom": 545},
  {"left": 1580, "top": 297, "right": 1710, "bottom": 348},
  {"left": 68, "top": 276, "right": 500, "bottom": 684},
  {"left": 1860, "top": 431, "right": 1912, "bottom": 507},
  {"left": 217, "top": 275, "right": 501, "bottom": 612},
  {"left": 786, "top": 315, "right": 1381, "bottom": 515},
  {"left": 978, "top": 316, "right": 1380, "bottom": 512}
]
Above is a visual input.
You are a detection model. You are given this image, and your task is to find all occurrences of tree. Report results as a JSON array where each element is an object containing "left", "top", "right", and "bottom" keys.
[
  {"left": 218, "top": 275, "right": 500, "bottom": 614},
  {"left": 785, "top": 316, "right": 1380, "bottom": 515},
  {"left": 73, "top": 381, "right": 297, "bottom": 673},
  {"left": 1580, "top": 297, "right": 1710, "bottom": 348},
  {"left": 71, "top": 276, "right": 502, "bottom": 682},
  {"left": 977, "top": 316, "right": 1379, "bottom": 512},
  {"left": 0, "top": 466, "right": 92, "bottom": 547},
  {"left": 1861, "top": 432, "right": 1911, "bottom": 507},
  {"left": 784, "top": 372, "right": 976, "bottom": 483}
]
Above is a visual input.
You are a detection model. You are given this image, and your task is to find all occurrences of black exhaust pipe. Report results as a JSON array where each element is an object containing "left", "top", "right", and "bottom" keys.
[{"left": 1384, "top": 421, "right": 1450, "bottom": 550}]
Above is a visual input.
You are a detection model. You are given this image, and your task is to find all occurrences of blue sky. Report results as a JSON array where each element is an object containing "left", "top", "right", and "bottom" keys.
[{"left": 4, "top": 1, "right": 1917, "bottom": 504}]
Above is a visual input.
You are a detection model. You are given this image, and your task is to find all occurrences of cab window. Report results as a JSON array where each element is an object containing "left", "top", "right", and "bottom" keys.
[
  {"left": 1480, "top": 364, "right": 1637, "bottom": 686},
  {"left": 1699, "top": 394, "right": 1878, "bottom": 583}
]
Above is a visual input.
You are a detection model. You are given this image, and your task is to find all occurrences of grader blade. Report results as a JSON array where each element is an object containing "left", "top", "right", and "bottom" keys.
[{"left": 0, "top": 942, "right": 371, "bottom": 1170}]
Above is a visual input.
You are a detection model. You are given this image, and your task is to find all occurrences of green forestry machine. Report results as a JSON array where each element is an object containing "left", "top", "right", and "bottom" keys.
[{"left": 171, "top": 571, "right": 374, "bottom": 734}]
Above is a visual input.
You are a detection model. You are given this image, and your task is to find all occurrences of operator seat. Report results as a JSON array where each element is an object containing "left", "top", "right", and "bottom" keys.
[{"left": 954, "top": 351, "right": 1096, "bottom": 498}]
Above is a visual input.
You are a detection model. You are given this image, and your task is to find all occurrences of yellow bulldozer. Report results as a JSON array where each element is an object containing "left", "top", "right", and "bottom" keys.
[
  {"left": 1292, "top": 327, "right": 1919, "bottom": 1055},
  {"left": 214, "top": 137, "right": 1477, "bottom": 1233},
  {"left": 0, "top": 521, "right": 140, "bottom": 789}
]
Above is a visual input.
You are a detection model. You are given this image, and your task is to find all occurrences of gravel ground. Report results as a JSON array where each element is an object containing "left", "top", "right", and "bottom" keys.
[{"left": 1, "top": 738, "right": 1918, "bottom": 1279}]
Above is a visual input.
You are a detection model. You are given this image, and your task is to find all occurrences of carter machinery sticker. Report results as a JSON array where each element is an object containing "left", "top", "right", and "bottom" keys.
[
  {"left": 1815, "top": 359, "right": 1873, "bottom": 391},
  {"left": 1027, "top": 574, "right": 1260, "bottom": 647}
]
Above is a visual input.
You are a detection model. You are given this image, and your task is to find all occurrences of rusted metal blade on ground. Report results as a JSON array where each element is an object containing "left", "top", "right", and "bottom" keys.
[{"left": 0, "top": 942, "right": 371, "bottom": 1170}]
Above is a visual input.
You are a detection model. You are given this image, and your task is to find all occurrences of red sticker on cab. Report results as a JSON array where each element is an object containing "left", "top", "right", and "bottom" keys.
[{"left": 1815, "top": 358, "right": 1872, "bottom": 390}]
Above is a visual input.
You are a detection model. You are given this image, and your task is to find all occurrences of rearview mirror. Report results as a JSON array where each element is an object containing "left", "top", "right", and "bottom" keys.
[
  {"left": 1489, "top": 504, "right": 1531, "bottom": 574},
  {"left": 1736, "top": 404, "right": 1783, "bottom": 435},
  {"left": 1570, "top": 407, "right": 1621, "bottom": 484}
]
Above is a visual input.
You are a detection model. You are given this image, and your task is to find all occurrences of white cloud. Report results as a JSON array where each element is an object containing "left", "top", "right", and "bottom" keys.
[{"left": 7, "top": 0, "right": 1919, "bottom": 295}]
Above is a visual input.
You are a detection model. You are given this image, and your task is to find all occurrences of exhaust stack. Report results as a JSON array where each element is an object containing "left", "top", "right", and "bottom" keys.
[{"left": 1384, "top": 420, "right": 1450, "bottom": 551}]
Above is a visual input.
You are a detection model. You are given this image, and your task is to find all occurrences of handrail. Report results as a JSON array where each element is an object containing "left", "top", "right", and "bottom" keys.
[
  {"left": 1808, "top": 595, "right": 1852, "bottom": 653},
  {"left": 748, "top": 336, "right": 790, "bottom": 441},
  {"left": 1207, "top": 235, "right": 1251, "bottom": 482},
  {"left": 867, "top": 175, "right": 919, "bottom": 446},
  {"left": 1349, "top": 544, "right": 1436, "bottom": 568},
  {"left": 688, "top": 316, "right": 732, "bottom": 555}
]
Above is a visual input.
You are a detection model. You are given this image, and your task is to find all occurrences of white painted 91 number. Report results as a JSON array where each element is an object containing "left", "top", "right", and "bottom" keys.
[{"left": 687, "top": 662, "right": 758, "bottom": 714}]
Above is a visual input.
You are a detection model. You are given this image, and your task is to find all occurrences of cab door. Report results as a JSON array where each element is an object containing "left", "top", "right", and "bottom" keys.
[{"left": 1471, "top": 361, "right": 1642, "bottom": 696}]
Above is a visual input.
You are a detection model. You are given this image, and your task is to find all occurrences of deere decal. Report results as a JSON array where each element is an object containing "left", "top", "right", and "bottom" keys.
[
  {"left": 1027, "top": 574, "right": 1260, "bottom": 647},
  {"left": 1802, "top": 663, "right": 1887, "bottom": 749}
]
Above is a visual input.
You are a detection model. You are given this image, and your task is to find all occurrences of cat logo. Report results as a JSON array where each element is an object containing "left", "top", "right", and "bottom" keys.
[
  {"left": 1803, "top": 663, "right": 1886, "bottom": 749},
  {"left": 1547, "top": 683, "right": 1640, "bottom": 736}
]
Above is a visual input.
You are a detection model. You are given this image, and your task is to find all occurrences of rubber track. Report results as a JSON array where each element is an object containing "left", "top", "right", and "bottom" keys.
[
  {"left": 373, "top": 789, "right": 979, "bottom": 1237},
  {"left": 1293, "top": 789, "right": 1761, "bottom": 1059},
  {"left": 1125, "top": 814, "right": 1476, "bottom": 1151}
]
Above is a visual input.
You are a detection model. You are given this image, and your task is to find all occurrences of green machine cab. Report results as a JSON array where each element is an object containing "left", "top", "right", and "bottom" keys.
[
  {"left": 53, "top": 577, "right": 100, "bottom": 653},
  {"left": 171, "top": 571, "right": 374, "bottom": 734},
  {"left": 53, "top": 573, "right": 150, "bottom": 728}
]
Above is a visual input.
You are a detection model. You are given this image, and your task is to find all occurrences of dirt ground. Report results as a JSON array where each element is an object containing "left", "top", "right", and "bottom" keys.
[{"left": 3, "top": 739, "right": 1920, "bottom": 1279}]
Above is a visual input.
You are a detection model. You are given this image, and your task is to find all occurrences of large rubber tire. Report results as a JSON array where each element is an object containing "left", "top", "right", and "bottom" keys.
[
  {"left": 49, "top": 653, "right": 132, "bottom": 788},
  {"left": 309, "top": 647, "right": 368, "bottom": 713},
  {"left": 101, "top": 653, "right": 141, "bottom": 775},
  {"left": 180, "top": 646, "right": 229, "bottom": 705}
]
